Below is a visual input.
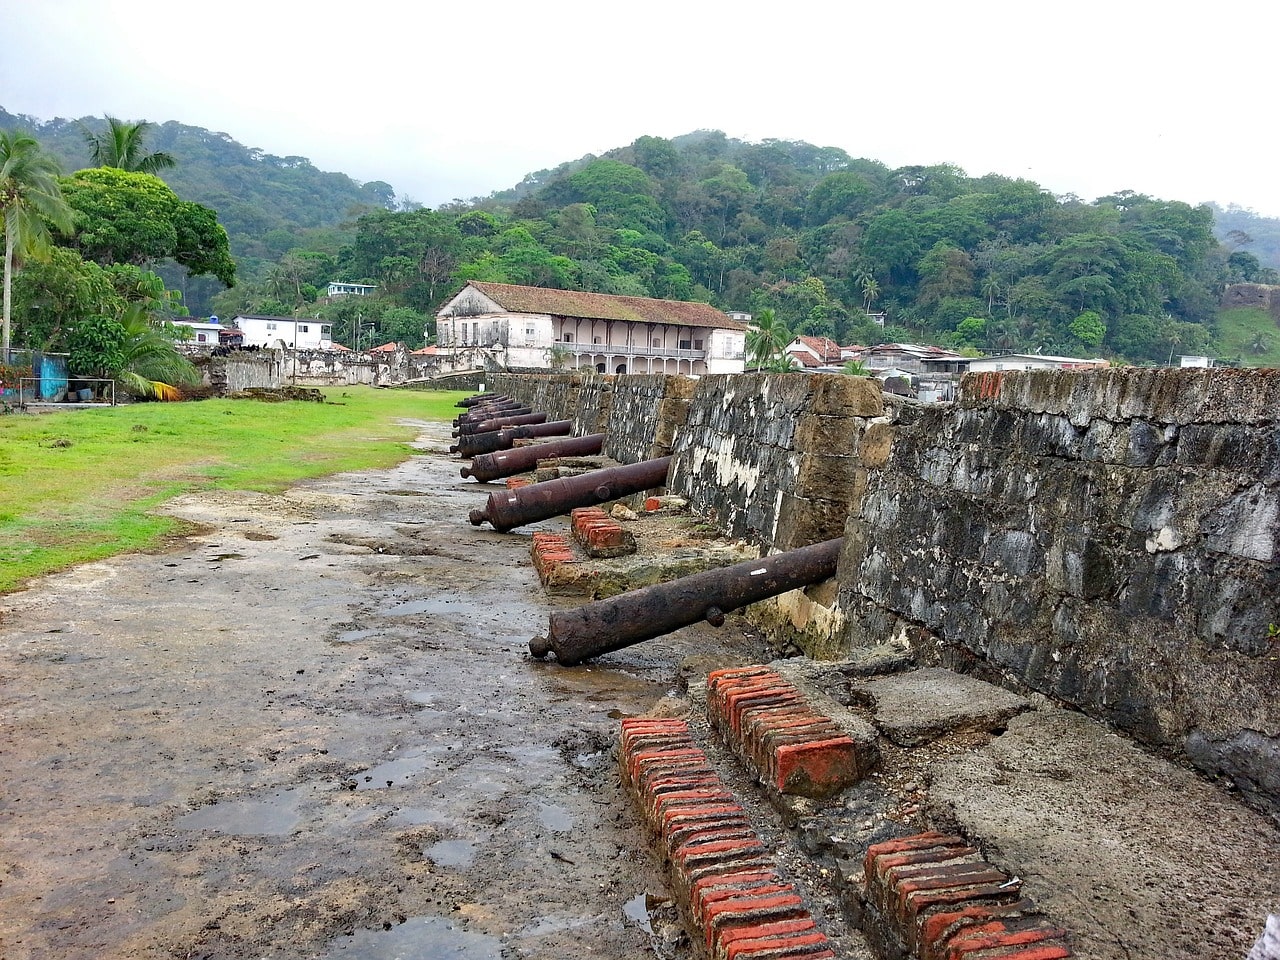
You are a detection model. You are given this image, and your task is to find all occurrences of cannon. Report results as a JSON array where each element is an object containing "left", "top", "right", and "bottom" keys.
[
  {"left": 529, "top": 538, "right": 842, "bottom": 665},
  {"left": 461, "top": 433, "right": 607, "bottom": 482},
  {"left": 456, "top": 392, "right": 502, "bottom": 408},
  {"left": 452, "top": 400, "right": 523, "bottom": 426},
  {"left": 453, "top": 409, "right": 541, "bottom": 437},
  {"left": 452, "top": 419, "right": 574, "bottom": 458},
  {"left": 469, "top": 456, "right": 672, "bottom": 533}
]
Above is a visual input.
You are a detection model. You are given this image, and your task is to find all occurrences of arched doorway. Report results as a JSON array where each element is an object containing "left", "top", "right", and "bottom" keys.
[
  {"left": 615, "top": 363, "right": 627, "bottom": 375},
  {"left": 596, "top": 363, "right": 606, "bottom": 374}
]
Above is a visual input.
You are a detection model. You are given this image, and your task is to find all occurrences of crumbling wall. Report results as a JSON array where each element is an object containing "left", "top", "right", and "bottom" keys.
[
  {"left": 668, "top": 373, "right": 887, "bottom": 553},
  {"left": 203, "top": 352, "right": 283, "bottom": 393},
  {"left": 838, "top": 367, "right": 1280, "bottom": 818}
]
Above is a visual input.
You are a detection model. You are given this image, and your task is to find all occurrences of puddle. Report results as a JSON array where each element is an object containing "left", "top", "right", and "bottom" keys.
[
  {"left": 176, "top": 789, "right": 302, "bottom": 835},
  {"left": 622, "top": 893, "right": 653, "bottom": 933},
  {"left": 321, "top": 915, "right": 501, "bottom": 959},
  {"left": 424, "top": 838, "right": 479, "bottom": 868},
  {"left": 206, "top": 553, "right": 245, "bottom": 561},
  {"left": 390, "top": 807, "right": 448, "bottom": 826},
  {"left": 333, "top": 628, "right": 379, "bottom": 644},
  {"left": 536, "top": 802, "right": 573, "bottom": 832},
  {"left": 517, "top": 913, "right": 598, "bottom": 937},
  {"left": 359, "top": 753, "right": 434, "bottom": 789}
]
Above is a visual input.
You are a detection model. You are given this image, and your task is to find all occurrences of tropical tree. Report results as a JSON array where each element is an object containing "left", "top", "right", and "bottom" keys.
[
  {"left": 80, "top": 117, "right": 176, "bottom": 174},
  {"left": 860, "top": 275, "right": 880, "bottom": 313},
  {"left": 68, "top": 301, "right": 197, "bottom": 399},
  {"left": 842, "top": 359, "right": 870, "bottom": 376},
  {"left": 1, "top": 131, "right": 75, "bottom": 355},
  {"left": 745, "top": 308, "right": 792, "bottom": 370}
]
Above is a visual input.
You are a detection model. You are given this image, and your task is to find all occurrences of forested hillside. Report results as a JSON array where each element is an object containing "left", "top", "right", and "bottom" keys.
[
  {"left": 0, "top": 108, "right": 396, "bottom": 309},
  {"left": 5, "top": 107, "right": 1277, "bottom": 365},
  {"left": 231, "top": 130, "right": 1275, "bottom": 364}
]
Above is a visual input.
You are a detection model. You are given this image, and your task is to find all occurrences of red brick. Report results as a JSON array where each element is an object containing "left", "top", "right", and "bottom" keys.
[
  {"left": 691, "top": 871, "right": 786, "bottom": 918},
  {"left": 703, "top": 892, "right": 805, "bottom": 949},
  {"left": 722, "top": 929, "right": 832, "bottom": 959},
  {"left": 919, "top": 900, "right": 1038, "bottom": 960},
  {"left": 771, "top": 737, "right": 860, "bottom": 798}
]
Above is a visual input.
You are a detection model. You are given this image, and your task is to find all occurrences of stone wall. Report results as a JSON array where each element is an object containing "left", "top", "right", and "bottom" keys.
[
  {"left": 1222, "top": 282, "right": 1280, "bottom": 322},
  {"left": 669, "top": 373, "right": 888, "bottom": 552},
  {"left": 201, "top": 352, "right": 283, "bottom": 392},
  {"left": 838, "top": 367, "right": 1280, "bottom": 818}
]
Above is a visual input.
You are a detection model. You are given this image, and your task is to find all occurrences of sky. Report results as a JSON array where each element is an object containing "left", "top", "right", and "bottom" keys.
[{"left": 5, "top": 0, "right": 1279, "bottom": 217}]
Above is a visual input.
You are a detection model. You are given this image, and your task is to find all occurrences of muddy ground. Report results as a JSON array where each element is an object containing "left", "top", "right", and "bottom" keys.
[{"left": 0, "top": 421, "right": 857, "bottom": 960}]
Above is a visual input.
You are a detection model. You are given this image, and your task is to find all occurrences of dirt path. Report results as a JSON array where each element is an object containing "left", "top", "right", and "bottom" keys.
[{"left": 0, "top": 421, "right": 783, "bottom": 960}]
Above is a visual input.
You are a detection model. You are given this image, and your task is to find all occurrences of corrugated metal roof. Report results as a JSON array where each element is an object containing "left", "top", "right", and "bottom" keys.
[{"left": 463, "top": 281, "right": 745, "bottom": 331}]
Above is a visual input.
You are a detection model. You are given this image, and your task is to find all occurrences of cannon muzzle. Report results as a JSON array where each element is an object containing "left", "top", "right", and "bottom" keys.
[
  {"left": 530, "top": 538, "right": 843, "bottom": 665},
  {"left": 469, "top": 456, "right": 671, "bottom": 532},
  {"left": 461, "top": 433, "right": 607, "bottom": 481}
]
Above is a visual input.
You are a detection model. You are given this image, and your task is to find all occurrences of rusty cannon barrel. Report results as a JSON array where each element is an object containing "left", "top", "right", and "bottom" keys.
[
  {"left": 452, "top": 419, "right": 574, "bottom": 458},
  {"left": 453, "top": 409, "right": 540, "bottom": 437},
  {"left": 456, "top": 392, "right": 504, "bottom": 408},
  {"left": 529, "top": 537, "right": 842, "bottom": 666},
  {"left": 461, "top": 433, "right": 607, "bottom": 482},
  {"left": 470, "top": 456, "right": 672, "bottom": 533},
  {"left": 452, "top": 400, "right": 522, "bottom": 426}
]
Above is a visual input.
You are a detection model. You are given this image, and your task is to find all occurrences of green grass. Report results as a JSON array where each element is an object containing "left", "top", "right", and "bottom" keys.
[
  {"left": 0, "top": 386, "right": 468, "bottom": 593},
  {"left": 1213, "top": 307, "right": 1280, "bottom": 368}
]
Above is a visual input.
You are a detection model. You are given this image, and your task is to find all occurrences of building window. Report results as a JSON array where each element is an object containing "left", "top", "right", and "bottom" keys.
[
  {"left": 526, "top": 325, "right": 536, "bottom": 338},
  {"left": 652, "top": 338, "right": 662, "bottom": 348},
  {"left": 679, "top": 339, "right": 691, "bottom": 350},
  {"left": 694, "top": 338, "right": 704, "bottom": 350},
  {"left": 563, "top": 333, "right": 574, "bottom": 343},
  {"left": 593, "top": 336, "right": 602, "bottom": 344},
  {"left": 266, "top": 322, "right": 277, "bottom": 331},
  {"left": 300, "top": 324, "right": 309, "bottom": 333},
  {"left": 322, "top": 325, "right": 332, "bottom": 337},
  {"left": 197, "top": 333, "right": 208, "bottom": 343}
]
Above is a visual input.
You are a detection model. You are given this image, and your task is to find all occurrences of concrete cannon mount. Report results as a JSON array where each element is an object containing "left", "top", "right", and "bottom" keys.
[{"left": 1, "top": 414, "right": 1276, "bottom": 960}]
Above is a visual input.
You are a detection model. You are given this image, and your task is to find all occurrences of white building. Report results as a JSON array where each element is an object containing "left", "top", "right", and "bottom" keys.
[
  {"left": 435, "top": 281, "right": 747, "bottom": 375},
  {"left": 231, "top": 315, "right": 334, "bottom": 350},
  {"left": 326, "top": 282, "right": 377, "bottom": 297},
  {"left": 170, "top": 320, "right": 226, "bottom": 346},
  {"left": 967, "top": 353, "right": 1107, "bottom": 373}
]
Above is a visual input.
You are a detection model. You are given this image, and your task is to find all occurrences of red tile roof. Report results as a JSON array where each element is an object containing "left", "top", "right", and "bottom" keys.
[
  {"left": 368, "top": 342, "right": 399, "bottom": 353},
  {"left": 463, "top": 281, "right": 745, "bottom": 331},
  {"left": 787, "top": 335, "right": 843, "bottom": 363}
]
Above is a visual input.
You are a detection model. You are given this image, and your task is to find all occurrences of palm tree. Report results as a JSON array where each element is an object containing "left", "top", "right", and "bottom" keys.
[
  {"left": 1, "top": 131, "right": 75, "bottom": 356},
  {"left": 114, "top": 302, "right": 199, "bottom": 399},
  {"left": 745, "top": 308, "right": 792, "bottom": 370},
  {"left": 860, "top": 275, "right": 880, "bottom": 313},
  {"left": 80, "top": 117, "right": 176, "bottom": 174}
]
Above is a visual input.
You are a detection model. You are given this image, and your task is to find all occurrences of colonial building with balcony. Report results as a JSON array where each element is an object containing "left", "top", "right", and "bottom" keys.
[{"left": 435, "top": 281, "right": 747, "bottom": 375}]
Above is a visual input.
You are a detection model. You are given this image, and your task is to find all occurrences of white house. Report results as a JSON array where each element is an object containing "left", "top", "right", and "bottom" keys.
[
  {"left": 435, "top": 281, "right": 747, "bottom": 375},
  {"left": 967, "top": 353, "right": 1107, "bottom": 373},
  {"left": 326, "top": 282, "right": 377, "bottom": 297},
  {"left": 170, "top": 320, "right": 226, "bottom": 346},
  {"left": 232, "top": 315, "right": 334, "bottom": 350}
]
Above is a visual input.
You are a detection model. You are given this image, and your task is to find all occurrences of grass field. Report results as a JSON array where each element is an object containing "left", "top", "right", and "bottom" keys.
[
  {"left": 0, "top": 386, "right": 468, "bottom": 594},
  {"left": 1213, "top": 307, "right": 1280, "bottom": 367}
]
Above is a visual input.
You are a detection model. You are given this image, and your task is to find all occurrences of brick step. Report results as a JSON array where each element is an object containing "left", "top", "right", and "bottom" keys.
[
  {"left": 706, "top": 666, "right": 876, "bottom": 799},
  {"left": 570, "top": 506, "right": 637, "bottom": 558},
  {"left": 619, "top": 717, "right": 838, "bottom": 960},
  {"left": 862, "top": 832, "right": 1072, "bottom": 960}
]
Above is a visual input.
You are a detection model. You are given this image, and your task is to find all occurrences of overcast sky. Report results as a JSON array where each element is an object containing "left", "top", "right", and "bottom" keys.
[{"left": 5, "top": 1, "right": 1278, "bottom": 217}]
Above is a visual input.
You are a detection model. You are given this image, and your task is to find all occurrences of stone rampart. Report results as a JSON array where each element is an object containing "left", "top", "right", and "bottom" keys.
[
  {"left": 481, "top": 367, "right": 1279, "bottom": 816},
  {"left": 839, "top": 367, "right": 1280, "bottom": 818}
]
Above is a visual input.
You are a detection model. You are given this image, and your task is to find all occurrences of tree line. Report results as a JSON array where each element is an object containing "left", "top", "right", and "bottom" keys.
[
  {"left": 1, "top": 119, "right": 234, "bottom": 396},
  {"left": 220, "top": 130, "right": 1276, "bottom": 363}
]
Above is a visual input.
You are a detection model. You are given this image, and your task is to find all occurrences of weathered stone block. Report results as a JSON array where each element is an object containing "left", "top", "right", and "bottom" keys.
[{"left": 810, "top": 372, "right": 885, "bottom": 417}]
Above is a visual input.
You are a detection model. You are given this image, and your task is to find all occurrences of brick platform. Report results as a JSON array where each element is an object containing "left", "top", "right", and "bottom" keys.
[
  {"left": 570, "top": 506, "right": 637, "bottom": 558},
  {"left": 706, "top": 666, "right": 872, "bottom": 799},
  {"left": 619, "top": 718, "right": 837, "bottom": 959},
  {"left": 862, "top": 832, "right": 1072, "bottom": 960}
]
